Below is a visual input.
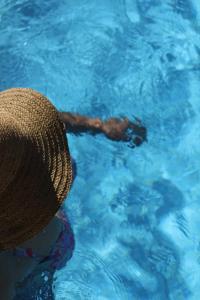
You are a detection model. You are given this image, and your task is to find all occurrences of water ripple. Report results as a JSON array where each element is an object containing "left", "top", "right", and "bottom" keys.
[
  {"left": 0, "top": 0, "right": 199, "bottom": 299},
  {"left": 54, "top": 248, "right": 129, "bottom": 300}
]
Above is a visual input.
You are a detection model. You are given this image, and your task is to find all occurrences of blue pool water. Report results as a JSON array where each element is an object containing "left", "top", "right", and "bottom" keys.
[{"left": 1, "top": 0, "right": 200, "bottom": 299}]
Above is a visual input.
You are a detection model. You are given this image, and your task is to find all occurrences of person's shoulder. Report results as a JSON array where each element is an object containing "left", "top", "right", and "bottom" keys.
[
  {"left": 0, "top": 250, "right": 17, "bottom": 298},
  {"left": 0, "top": 250, "right": 39, "bottom": 297},
  {"left": 0, "top": 249, "right": 16, "bottom": 273},
  {"left": 0, "top": 249, "right": 39, "bottom": 285}
]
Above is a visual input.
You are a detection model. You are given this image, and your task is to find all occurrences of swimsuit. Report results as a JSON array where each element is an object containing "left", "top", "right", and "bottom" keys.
[
  {"left": 13, "top": 208, "right": 75, "bottom": 270},
  {"left": 13, "top": 156, "right": 76, "bottom": 270}
]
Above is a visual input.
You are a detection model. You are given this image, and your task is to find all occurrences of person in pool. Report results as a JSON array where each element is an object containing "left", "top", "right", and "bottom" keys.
[{"left": 0, "top": 88, "right": 146, "bottom": 299}]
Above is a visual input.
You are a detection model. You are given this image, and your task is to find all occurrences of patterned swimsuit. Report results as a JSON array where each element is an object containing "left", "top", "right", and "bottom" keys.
[
  {"left": 13, "top": 208, "right": 75, "bottom": 270},
  {"left": 13, "top": 156, "right": 77, "bottom": 270}
]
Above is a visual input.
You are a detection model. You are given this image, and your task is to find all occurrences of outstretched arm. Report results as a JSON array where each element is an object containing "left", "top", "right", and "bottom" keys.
[{"left": 58, "top": 112, "right": 147, "bottom": 148}]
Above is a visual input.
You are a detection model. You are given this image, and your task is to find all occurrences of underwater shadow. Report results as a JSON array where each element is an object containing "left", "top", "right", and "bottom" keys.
[{"left": 116, "top": 177, "right": 190, "bottom": 298}]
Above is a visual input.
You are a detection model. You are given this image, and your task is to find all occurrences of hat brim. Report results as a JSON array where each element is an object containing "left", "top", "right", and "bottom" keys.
[{"left": 0, "top": 88, "right": 72, "bottom": 250}]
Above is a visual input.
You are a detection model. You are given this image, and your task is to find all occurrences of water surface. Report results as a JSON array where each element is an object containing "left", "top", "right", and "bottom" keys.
[{"left": 1, "top": 0, "right": 200, "bottom": 299}]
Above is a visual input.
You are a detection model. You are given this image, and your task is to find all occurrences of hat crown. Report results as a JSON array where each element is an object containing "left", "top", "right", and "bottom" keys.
[{"left": 0, "top": 113, "right": 25, "bottom": 194}]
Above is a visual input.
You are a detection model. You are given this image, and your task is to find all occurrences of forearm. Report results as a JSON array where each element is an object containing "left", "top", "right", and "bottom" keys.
[
  {"left": 58, "top": 112, "right": 103, "bottom": 136},
  {"left": 58, "top": 111, "right": 147, "bottom": 146}
]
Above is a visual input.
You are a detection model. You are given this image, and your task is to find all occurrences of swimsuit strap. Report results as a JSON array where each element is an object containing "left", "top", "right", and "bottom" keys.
[
  {"left": 56, "top": 208, "right": 69, "bottom": 224},
  {"left": 13, "top": 246, "right": 45, "bottom": 262},
  {"left": 48, "top": 209, "right": 75, "bottom": 269}
]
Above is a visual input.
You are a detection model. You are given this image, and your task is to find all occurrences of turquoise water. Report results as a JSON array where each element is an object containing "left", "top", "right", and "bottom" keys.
[{"left": 1, "top": 0, "right": 200, "bottom": 299}]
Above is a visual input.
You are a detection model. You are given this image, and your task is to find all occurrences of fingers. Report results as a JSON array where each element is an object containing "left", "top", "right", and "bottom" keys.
[
  {"left": 128, "top": 122, "right": 147, "bottom": 141},
  {"left": 133, "top": 136, "right": 144, "bottom": 146},
  {"left": 127, "top": 136, "right": 144, "bottom": 149},
  {"left": 123, "top": 121, "right": 147, "bottom": 147},
  {"left": 103, "top": 115, "right": 147, "bottom": 145}
]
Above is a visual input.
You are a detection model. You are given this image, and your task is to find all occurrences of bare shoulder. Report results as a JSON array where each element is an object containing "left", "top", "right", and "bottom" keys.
[
  {"left": 19, "top": 215, "right": 63, "bottom": 257},
  {"left": 0, "top": 249, "right": 38, "bottom": 285},
  {"left": 0, "top": 250, "right": 15, "bottom": 275},
  {"left": 0, "top": 250, "right": 18, "bottom": 298},
  {"left": 0, "top": 250, "right": 40, "bottom": 299},
  {"left": 0, "top": 215, "right": 63, "bottom": 286}
]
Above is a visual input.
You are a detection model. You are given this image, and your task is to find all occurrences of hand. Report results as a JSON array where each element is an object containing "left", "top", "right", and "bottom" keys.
[{"left": 102, "top": 116, "right": 147, "bottom": 147}]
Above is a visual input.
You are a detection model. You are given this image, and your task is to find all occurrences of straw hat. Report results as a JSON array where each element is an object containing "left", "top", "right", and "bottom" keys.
[{"left": 0, "top": 88, "right": 73, "bottom": 250}]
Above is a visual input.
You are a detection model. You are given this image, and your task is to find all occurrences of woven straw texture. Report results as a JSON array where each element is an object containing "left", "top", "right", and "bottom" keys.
[{"left": 0, "top": 88, "right": 72, "bottom": 250}]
